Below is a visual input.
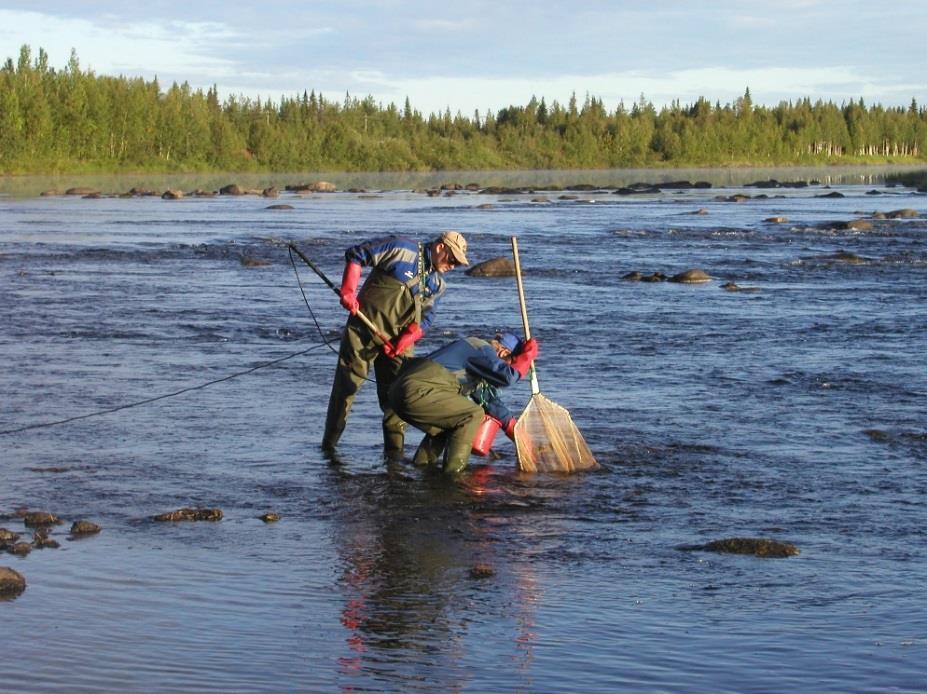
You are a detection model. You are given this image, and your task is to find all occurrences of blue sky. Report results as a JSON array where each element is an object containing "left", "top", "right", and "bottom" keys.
[{"left": 1, "top": 1, "right": 924, "bottom": 116}]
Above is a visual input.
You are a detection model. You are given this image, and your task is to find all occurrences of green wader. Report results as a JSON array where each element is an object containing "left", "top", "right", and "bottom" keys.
[
  {"left": 322, "top": 268, "right": 421, "bottom": 457},
  {"left": 387, "top": 358, "right": 484, "bottom": 474}
]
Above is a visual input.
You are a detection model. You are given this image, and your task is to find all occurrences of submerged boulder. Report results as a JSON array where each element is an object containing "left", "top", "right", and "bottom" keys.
[
  {"left": 669, "top": 269, "right": 712, "bottom": 283},
  {"left": 153, "top": 508, "right": 223, "bottom": 522},
  {"left": 681, "top": 537, "right": 800, "bottom": 558},
  {"left": 886, "top": 208, "right": 919, "bottom": 219}
]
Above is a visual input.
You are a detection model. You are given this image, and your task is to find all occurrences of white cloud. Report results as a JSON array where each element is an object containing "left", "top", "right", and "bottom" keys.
[{"left": 0, "top": 9, "right": 238, "bottom": 76}]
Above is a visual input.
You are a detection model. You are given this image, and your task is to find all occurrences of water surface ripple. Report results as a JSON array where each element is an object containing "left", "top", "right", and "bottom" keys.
[{"left": 2, "top": 171, "right": 926, "bottom": 691}]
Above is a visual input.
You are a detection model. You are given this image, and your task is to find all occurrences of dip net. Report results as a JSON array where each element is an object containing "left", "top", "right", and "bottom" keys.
[
  {"left": 513, "top": 393, "right": 599, "bottom": 473},
  {"left": 510, "top": 236, "right": 599, "bottom": 474}
]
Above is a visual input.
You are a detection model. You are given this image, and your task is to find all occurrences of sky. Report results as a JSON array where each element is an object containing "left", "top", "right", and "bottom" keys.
[{"left": 1, "top": 1, "right": 924, "bottom": 116}]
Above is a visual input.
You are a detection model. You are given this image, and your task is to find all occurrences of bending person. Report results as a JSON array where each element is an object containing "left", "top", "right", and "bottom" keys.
[
  {"left": 322, "top": 231, "right": 469, "bottom": 460},
  {"left": 388, "top": 333, "right": 539, "bottom": 474}
]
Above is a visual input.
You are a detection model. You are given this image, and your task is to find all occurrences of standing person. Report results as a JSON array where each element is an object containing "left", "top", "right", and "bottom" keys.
[
  {"left": 322, "top": 231, "right": 470, "bottom": 459},
  {"left": 387, "top": 333, "right": 539, "bottom": 474}
]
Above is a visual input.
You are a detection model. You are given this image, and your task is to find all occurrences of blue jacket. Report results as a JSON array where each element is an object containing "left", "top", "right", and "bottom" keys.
[
  {"left": 345, "top": 236, "right": 446, "bottom": 331},
  {"left": 426, "top": 337, "right": 522, "bottom": 422}
]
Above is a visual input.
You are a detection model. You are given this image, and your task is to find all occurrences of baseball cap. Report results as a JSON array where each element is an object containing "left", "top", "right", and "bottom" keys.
[
  {"left": 497, "top": 332, "right": 523, "bottom": 353},
  {"left": 439, "top": 230, "right": 469, "bottom": 266}
]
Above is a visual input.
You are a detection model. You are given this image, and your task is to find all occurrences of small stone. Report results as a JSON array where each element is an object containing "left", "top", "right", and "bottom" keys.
[
  {"left": 469, "top": 563, "right": 495, "bottom": 579},
  {"left": 8, "top": 543, "right": 32, "bottom": 557},
  {"left": 70, "top": 520, "right": 102, "bottom": 536},
  {"left": 32, "top": 529, "right": 60, "bottom": 549},
  {"left": 259, "top": 513, "right": 281, "bottom": 523},
  {"left": 0, "top": 566, "right": 26, "bottom": 597},
  {"left": 0, "top": 528, "right": 20, "bottom": 543}
]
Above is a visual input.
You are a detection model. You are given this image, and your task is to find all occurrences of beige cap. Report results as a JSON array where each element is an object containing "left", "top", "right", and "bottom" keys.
[{"left": 439, "top": 230, "right": 469, "bottom": 266}]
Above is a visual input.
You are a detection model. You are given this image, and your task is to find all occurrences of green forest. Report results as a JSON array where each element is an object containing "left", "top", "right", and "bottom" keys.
[{"left": 2, "top": 45, "right": 926, "bottom": 174}]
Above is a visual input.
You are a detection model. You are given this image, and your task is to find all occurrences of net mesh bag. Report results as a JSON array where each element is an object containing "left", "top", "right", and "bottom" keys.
[{"left": 513, "top": 393, "right": 599, "bottom": 473}]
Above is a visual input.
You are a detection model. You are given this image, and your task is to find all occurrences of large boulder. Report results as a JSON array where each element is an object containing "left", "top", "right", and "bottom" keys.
[
  {"left": 669, "top": 269, "right": 712, "bottom": 283},
  {"left": 466, "top": 257, "right": 515, "bottom": 277},
  {"left": 0, "top": 567, "right": 26, "bottom": 597}
]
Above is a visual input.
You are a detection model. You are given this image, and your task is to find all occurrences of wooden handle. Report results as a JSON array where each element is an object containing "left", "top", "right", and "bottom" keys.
[{"left": 511, "top": 236, "right": 540, "bottom": 394}]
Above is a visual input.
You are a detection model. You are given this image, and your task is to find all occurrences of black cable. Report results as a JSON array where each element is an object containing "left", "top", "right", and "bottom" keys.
[
  {"left": 288, "top": 245, "right": 341, "bottom": 357},
  {"left": 0, "top": 343, "right": 327, "bottom": 436},
  {"left": 0, "top": 246, "right": 368, "bottom": 437}
]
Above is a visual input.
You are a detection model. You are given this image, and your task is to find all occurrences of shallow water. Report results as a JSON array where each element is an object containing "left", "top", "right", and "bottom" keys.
[{"left": 2, "top": 169, "right": 926, "bottom": 691}]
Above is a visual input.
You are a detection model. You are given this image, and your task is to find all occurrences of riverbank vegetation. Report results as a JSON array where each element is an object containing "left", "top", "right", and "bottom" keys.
[{"left": 2, "top": 45, "right": 927, "bottom": 175}]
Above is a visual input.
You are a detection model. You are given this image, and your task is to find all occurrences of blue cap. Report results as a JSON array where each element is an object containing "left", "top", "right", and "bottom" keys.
[{"left": 498, "top": 332, "right": 523, "bottom": 353}]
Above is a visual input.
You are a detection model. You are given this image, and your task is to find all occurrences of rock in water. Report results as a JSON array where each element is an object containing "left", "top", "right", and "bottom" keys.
[
  {"left": 0, "top": 567, "right": 26, "bottom": 597},
  {"left": 21, "top": 511, "right": 62, "bottom": 527},
  {"left": 697, "top": 537, "right": 800, "bottom": 558},
  {"left": 466, "top": 256, "right": 515, "bottom": 277},
  {"left": 669, "top": 269, "right": 712, "bottom": 283},
  {"left": 153, "top": 508, "right": 223, "bottom": 522},
  {"left": 70, "top": 520, "right": 102, "bottom": 536}
]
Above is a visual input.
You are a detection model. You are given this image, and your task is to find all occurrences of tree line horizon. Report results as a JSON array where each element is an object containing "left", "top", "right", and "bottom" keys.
[{"left": 2, "top": 45, "right": 926, "bottom": 175}]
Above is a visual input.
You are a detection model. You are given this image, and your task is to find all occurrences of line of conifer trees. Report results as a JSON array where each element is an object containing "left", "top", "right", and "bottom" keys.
[{"left": 1, "top": 45, "right": 925, "bottom": 174}]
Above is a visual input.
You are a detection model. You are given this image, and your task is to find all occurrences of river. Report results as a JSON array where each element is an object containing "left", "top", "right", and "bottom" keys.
[{"left": 1, "top": 167, "right": 925, "bottom": 691}]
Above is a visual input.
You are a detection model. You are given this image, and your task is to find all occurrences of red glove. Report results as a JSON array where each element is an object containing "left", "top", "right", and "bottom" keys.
[
  {"left": 339, "top": 262, "right": 361, "bottom": 314},
  {"left": 510, "top": 338, "right": 538, "bottom": 378},
  {"left": 504, "top": 417, "right": 517, "bottom": 440},
  {"left": 383, "top": 322, "right": 424, "bottom": 358}
]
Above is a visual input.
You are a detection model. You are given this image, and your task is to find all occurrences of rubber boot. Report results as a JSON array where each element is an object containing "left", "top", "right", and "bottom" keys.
[
  {"left": 442, "top": 434, "right": 473, "bottom": 474},
  {"left": 413, "top": 434, "right": 446, "bottom": 467},
  {"left": 382, "top": 418, "right": 406, "bottom": 462}
]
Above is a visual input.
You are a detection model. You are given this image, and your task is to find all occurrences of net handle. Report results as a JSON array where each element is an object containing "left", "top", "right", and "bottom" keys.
[{"left": 511, "top": 236, "right": 540, "bottom": 395}]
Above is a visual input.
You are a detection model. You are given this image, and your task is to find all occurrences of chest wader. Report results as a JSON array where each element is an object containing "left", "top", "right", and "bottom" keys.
[
  {"left": 387, "top": 358, "right": 485, "bottom": 474},
  {"left": 322, "top": 261, "right": 424, "bottom": 457}
]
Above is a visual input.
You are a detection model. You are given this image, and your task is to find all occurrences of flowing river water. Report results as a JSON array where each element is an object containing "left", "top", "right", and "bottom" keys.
[{"left": 1, "top": 167, "right": 926, "bottom": 691}]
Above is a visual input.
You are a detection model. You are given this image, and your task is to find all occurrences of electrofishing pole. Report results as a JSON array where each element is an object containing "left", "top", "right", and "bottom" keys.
[{"left": 287, "top": 243, "right": 392, "bottom": 346}]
